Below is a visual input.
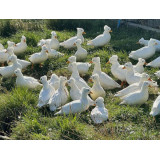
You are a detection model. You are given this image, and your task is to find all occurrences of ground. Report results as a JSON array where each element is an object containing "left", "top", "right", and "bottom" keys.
[{"left": 0, "top": 20, "right": 160, "bottom": 140}]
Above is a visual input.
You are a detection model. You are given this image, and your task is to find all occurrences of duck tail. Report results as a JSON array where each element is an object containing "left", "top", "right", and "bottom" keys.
[
  {"left": 146, "top": 62, "right": 152, "bottom": 67},
  {"left": 114, "top": 93, "right": 121, "bottom": 97},
  {"left": 87, "top": 40, "right": 93, "bottom": 46},
  {"left": 60, "top": 42, "right": 65, "bottom": 47},
  {"left": 54, "top": 110, "right": 62, "bottom": 115}
]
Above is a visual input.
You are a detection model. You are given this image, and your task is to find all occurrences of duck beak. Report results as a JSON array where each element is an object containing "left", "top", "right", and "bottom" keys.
[
  {"left": 106, "top": 61, "right": 110, "bottom": 64},
  {"left": 122, "top": 66, "right": 126, "bottom": 69},
  {"left": 66, "top": 61, "right": 70, "bottom": 64},
  {"left": 155, "top": 43, "right": 158, "bottom": 45},
  {"left": 24, "top": 39, "right": 26, "bottom": 43},
  {"left": 90, "top": 91, "right": 93, "bottom": 94},
  {"left": 14, "top": 44, "right": 17, "bottom": 47},
  {"left": 46, "top": 50, "right": 49, "bottom": 53},
  {"left": 89, "top": 61, "right": 93, "bottom": 64},
  {"left": 144, "top": 62, "right": 148, "bottom": 65},
  {"left": 136, "top": 42, "right": 140, "bottom": 44},
  {"left": 82, "top": 32, "right": 86, "bottom": 34},
  {"left": 93, "top": 103, "right": 96, "bottom": 106},
  {"left": 148, "top": 78, "right": 152, "bottom": 81},
  {"left": 55, "top": 36, "right": 57, "bottom": 39},
  {"left": 109, "top": 30, "right": 112, "bottom": 33},
  {"left": 73, "top": 43, "right": 76, "bottom": 46},
  {"left": 7, "top": 60, "right": 11, "bottom": 63},
  {"left": 89, "top": 78, "right": 93, "bottom": 83},
  {"left": 12, "top": 74, "right": 16, "bottom": 77}
]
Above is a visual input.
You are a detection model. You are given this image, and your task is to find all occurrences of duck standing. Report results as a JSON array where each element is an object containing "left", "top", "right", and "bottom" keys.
[
  {"left": 60, "top": 28, "right": 85, "bottom": 49},
  {"left": 37, "top": 76, "right": 55, "bottom": 108},
  {"left": 87, "top": 25, "right": 112, "bottom": 47}
]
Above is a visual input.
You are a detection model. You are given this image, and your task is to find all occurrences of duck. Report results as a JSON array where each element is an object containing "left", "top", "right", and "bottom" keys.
[
  {"left": 89, "top": 74, "right": 106, "bottom": 100},
  {"left": 7, "top": 36, "right": 27, "bottom": 55},
  {"left": 146, "top": 56, "right": 160, "bottom": 68},
  {"left": 67, "top": 56, "right": 91, "bottom": 75},
  {"left": 87, "top": 25, "right": 112, "bottom": 47},
  {"left": 74, "top": 39, "right": 87, "bottom": 61},
  {"left": 6, "top": 47, "right": 31, "bottom": 69},
  {"left": 90, "top": 57, "right": 121, "bottom": 89},
  {"left": 154, "top": 71, "right": 160, "bottom": 79},
  {"left": 70, "top": 62, "right": 90, "bottom": 90},
  {"left": 107, "top": 55, "right": 126, "bottom": 86},
  {"left": 67, "top": 78, "right": 94, "bottom": 106},
  {"left": 91, "top": 97, "right": 108, "bottom": 124},
  {"left": 137, "top": 38, "right": 160, "bottom": 52},
  {"left": 150, "top": 95, "right": 160, "bottom": 117},
  {"left": 120, "top": 81, "right": 150, "bottom": 105},
  {"left": 14, "top": 68, "right": 42, "bottom": 89},
  {"left": 54, "top": 88, "right": 91, "bottom": 115},
  {"left": 48, "top": 76, "right": 69, "bottom": 112},
  {"left": 29, "top": 45, "right": 48, "bottom": 69},
  {"left": 48, "top": 73, "right": 60, "bottom": 90},
  {"left": 0, "top": 55, "right": 22, "bottom": 78},
  {"left": 133, "top": 58, "right": 146, "bottom": 73},
  {"left": 129, "top": 39, "right": 157, "bottom": 60},
  {"left": 115, "top": 73, "right": 153, "bottom": 97},
  {"left": 0, "top": 49, "right": 8, "bottom": 66},
  {"left": 41, "top": 31, "right": 60, "bottom": 50},
  {"left": 38, "top": 39, "right": 63, "bottom": 58},
  {"left": 60, "top": 28, "right": 85, "bottom": 49},
  {"left": 137, "top": 37, "right": 149, "bottom": 46},
  {"left": 37, "top": 75, "right": 55, "bottom": 108},
  {"left": 123, "top": 62, "right": 143, "bottom": 85},
  {"left": 0, "top": 43, "right": 5, "bottom": 51}
]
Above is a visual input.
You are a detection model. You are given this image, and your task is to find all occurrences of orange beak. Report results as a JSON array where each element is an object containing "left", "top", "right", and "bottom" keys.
[
  {"left": 106, "top": 61, "right": 110, "bottom": 64},
  {"left": 122, "top": 66, "right": 126, "bottom": 69},
  {"left": 14, "top": 44, "right": 17, "bottom": 47},
  {"left": 12, "top": 74, "right": 16, "bottom": 77},
  {"left": 73, "top": 43, "right": 76, "bottom": 46},
  {"left": 93, "top": 103, "right": 96, "bottom": 106},
  {"left": 109, "top": 30, "right": 112, "bottom": 33},
  {"left": 24, "top": 39, "right": 26, "bottom": 43},
  {"left": 66, "top": 61, "right": 70, "bottom": 64},
  {"left": 89, "top": 61, "right": 93, "bottom": 64},
  {"left": 46, "top": 50, "right": 49, "bottom": 53},
  {"left": 90, "top": 91, "right": 93, "bottom": 94},
  {"left": 144, "top": 62, "right": 148, "bottom": 65},
  {"left": 55, "top": 36, "right": 57, "bottom": 39},
  {"left": 148, "top": 78, "right": 152, "bottom": 81},
  {"left": 89, "top": 78, "right": 93, "bottom": 83},
  {"left": 82, "top": 32, "right": 86, "bottom": 34}
]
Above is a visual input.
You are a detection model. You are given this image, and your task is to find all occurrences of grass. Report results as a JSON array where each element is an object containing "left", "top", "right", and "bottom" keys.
[{"left": 0, "top": 20, "right": 160, "bottom": 140}]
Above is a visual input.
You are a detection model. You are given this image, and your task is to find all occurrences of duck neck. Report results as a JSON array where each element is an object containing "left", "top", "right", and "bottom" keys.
[
  {"left": 111, "top": 61, "right": 120, "bottom": 69},
  {"left": 141, "top": 84, "right": 149, "bottom": 94},
  {"left": 103, "top": 31, "right": 109, "bottom": 35},
  {"left": 93, "top": 62, "right": 101, "bottom": 74},
  {"left": 80, "top": 93, "right": 88, "bottom": 102},
  {"left": 71, "top": 82, "right": 79, "bottom": 91},
  {"left": 71, "top": 67, "right": 80, "bottom": 78},
  {"left": 93, "top": 79, "right": 101, "bottom": 87},
  {"left": 43, "top": 81, "right": 50, "bottom": 89},
  {"left": 76, "top": 44, "right": 82, "bottom": 49}
]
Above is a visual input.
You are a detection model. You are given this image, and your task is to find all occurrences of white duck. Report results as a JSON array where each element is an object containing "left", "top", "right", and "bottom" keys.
[
  {"left": 54, "top": 88, "right": 91, "bottom": 115},
  {"left": 107, "top": 55, "right": 126, "bottom": 86},
  {"left": 137, "top": 38, "right": 149, "bottom": 46},
  {"left": 123, "top": 62, "right": 142, "bottom": 85},
  {"left": 37, "top": 75, "right": 55, "bottom": 108},
  {"left": 133, "top": 58, "right": 146, "bottom": 73},
  {"left": 74, "top": 39, "right": 87, "bottom": 61},
  {"left": 0, "top": 49, "right": 8, "bottom": 66},
  {"left": 38, "top": 39, "right": 63, "bottom": 58},
  {"left": 29, "top": 45, "right": 48, "bottom": 68},
  {"left": 41, "top": 31, "right": 60, "bottom": 50},
  {"left": 91, "top": 57, "right": 121, "bottom": 89},
  {"left": 7, "top": 36, "right": 27, "bottom": 55},
  {"left": 48, "top": 73, "right": 60, "bottom": 90},
  {"left": 137, "top": 38, "right": 160, "bottom": 52},
  {"left": 67, "top": 56, "right": 91, "bottom": 75},
  {"left": 0, "top": 43, "right": 5, "bottom": 51},
  {"left": 0, "top": 55, "right": 22, "bottom": 78},
  {"left": 67, "top": 78, "right": 94, "bottom": 106},
  {"left": 60, "top": 28, "right": 85, "bottom": 49},
  {"left": 70, "top": 62, "right": 90, "bottom": 90},
  {"left": 89, "top": 74, "right": 106, "bottom": 100},
  {"left": 91, "top": 97, "right": 108, "bottom": 124},
  {"left": 87, "top": 25, "right": 112, "bottom": 47},
  {"left": 6, "top": 47, "right": 31, "bottom": 69},
  {"left": 146, "top": 56, "right": 160, "bottom": 68},
  {"left": 120, "top": 81, "right": 150, "bottom": 105},
  {"left": 150, "top": 95, "right": 160, "bottom": 117},
  {"left": 48, "top": 76, "right": 69, "bottom": 112},
  {"left": 129, "top": 39, "right": 157, "bottom": 60},
  {"left": 14, "top": 68, "right": 42, "bottom": 89},
  {"left": 154, "top": 71, "right": 160, "bottom": 79},
  {"left": 115, "top": 73, "right": 153, "bottom": 97}
]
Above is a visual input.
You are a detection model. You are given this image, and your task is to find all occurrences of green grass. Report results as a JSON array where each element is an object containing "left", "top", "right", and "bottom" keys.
[{"left": 1, "top": 20, "right": 160, "bottom": 140}]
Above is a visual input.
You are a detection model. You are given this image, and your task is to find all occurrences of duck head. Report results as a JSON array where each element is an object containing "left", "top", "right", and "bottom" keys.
[
  {"left": 59, "top": 76, "right": 68, "bottom": 86},
  {"left": 107, "top": 55, "right": 118, "bottom": 64},
  {"left": 74, "top": 39, "right": 82, "bottom": 47},
  {"left": 7, "top": 55, "right": 17, "bottom": 63},
  {"left": 89, "top": 74, "right": 99, "bottom": 83},
  {"left": 51, "top": 31, "right": 57, "bottom": 39},
  {"left": 148, "top": 38, "right": 158, "bottom": 47},
  {"left": 40, "top": 75, "right": 48, "bottom": 84},
  {"left": 90, "top": 57, "right": 100, "bottom": 64},
  {"left": 104, "top": 25, "right": 112, "bottom": 33},
  {"left": 14, "top": 68, "right": 23, "bottom": 77},
  {"left": 94, "top": 97, "right": 105, "bottom": 107},
  {"left": 67, "top": 78, "right": 75, "bottom": 87},
  {"left": 41, "top": 45, "right": 49, "bottom": 54},
  {"left": 77, "top": 28, "right": 85, "bottom": 35},
  {"left": 137, "top": 58, "right": 147, "bottom": 66},
  {"left": 67, "top": 56, "right": 76, "bottom": 64},
  {"left": 123, "top": 62, "right": 133, "bottom": 71},
  {"left": 21, "top": 36, "right": 26, "bottom": 43}
]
